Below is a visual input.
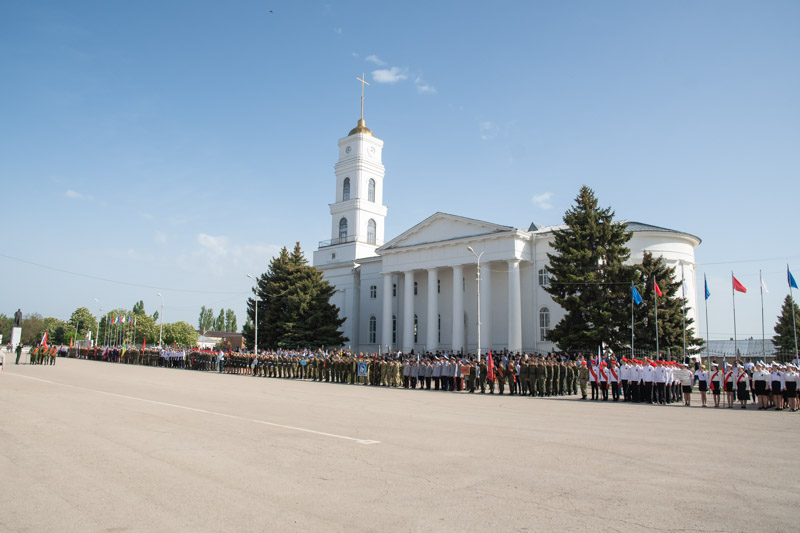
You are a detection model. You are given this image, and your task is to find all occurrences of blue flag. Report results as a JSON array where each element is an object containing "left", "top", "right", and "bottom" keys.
[
  {"left": 789, "top": 266, "right": 798, "bottom": 289},
  {"left": 704, "top": 274, "right": 711, "bottom": 300},
  {"left": 632, "top": 285, "right": 643, "bottom": 305}
]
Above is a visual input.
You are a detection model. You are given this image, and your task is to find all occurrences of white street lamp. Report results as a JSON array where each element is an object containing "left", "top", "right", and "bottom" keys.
[
  {"left": 247, "top": 274, "right": 258, "bottom": 354},
  {"left": 93, "top": 298, "right": 102, "bottom": 348},
  {"left": 157, "top": 292, "right": 164, "bottom": 347},
  {"left": 467, "top": 246, "right": 484, "bottom": 362}
]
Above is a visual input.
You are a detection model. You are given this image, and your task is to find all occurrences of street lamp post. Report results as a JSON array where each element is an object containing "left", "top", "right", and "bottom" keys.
[
  {"left": 93, "top": 298, "right": 102, "bottom": 348},
  {"left": 467, "top": 246, "right": 484, "bottom": 362},
  {"left": 247, "top": 274, "right": 258, "bottom": 354},
  {"left": 157, "top": 292, "right": 164, "bottom": 347}
]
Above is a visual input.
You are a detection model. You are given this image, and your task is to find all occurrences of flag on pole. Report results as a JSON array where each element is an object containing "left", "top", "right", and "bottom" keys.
[
  {"left": 704, "top": 275, "right": 711, "bottom": 300},
  {"left": 40, "top": 332, "right": 48, "bottom": 347},
  {"left": 654, "top": 279, "right": 663, "bottom": 297},
  {"left": 487, "top": 350, "right": 495, "bottom": 381},
  {"left": 732, "top": 275, "right": 747, "bottom": 293},
  {"left": 761, "top": 278, "right": 769, "bottom": 293},
  {"left": 142, "top": 337, "right": 146, "bottom": 351},
  {"left": 789, "top": 266, "right": 798, "bottom": 289},
  {"left": 632, "top": 285, "right": 643, "bottom": 305}
]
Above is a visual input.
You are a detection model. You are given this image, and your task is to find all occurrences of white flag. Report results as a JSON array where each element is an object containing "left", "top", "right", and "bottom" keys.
[{"left": 761, "top": 279, "right": 769, "bottom": 293}]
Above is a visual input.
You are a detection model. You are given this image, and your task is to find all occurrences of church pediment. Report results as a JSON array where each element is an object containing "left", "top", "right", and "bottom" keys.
[{"left": 378, "top": 212, "right": 515, "bottom": 252}]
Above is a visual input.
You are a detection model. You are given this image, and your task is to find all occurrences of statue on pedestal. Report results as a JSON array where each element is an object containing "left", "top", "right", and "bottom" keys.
[{"left": 14, "top": 309, "right": 22, "bottom": 327}]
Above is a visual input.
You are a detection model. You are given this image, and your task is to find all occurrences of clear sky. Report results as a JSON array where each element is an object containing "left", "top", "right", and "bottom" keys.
[{"left": 2, "top": 1, "right": 798, "bottom": 342}]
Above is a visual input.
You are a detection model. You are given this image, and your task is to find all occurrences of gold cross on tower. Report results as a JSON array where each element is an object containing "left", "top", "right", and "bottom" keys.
[{"left": 356, "top": 73, "right": 370, "bottom": 120}]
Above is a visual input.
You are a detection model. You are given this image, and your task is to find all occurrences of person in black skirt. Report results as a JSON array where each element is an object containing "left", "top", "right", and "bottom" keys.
[
  {"left": 735, "top": 364, "right": 750, "bottom": 409},
  {"left": 784, "top": 364, "right": 799, "bottom": 412},
  {"left": 724, "top": 363, "right": 736, "bottom": 408},
  {"left": 695, "top": 364, "right": 709, "bottom": 407},
  {"left": 752, "top": 362, "right": 770, "bottom": 410},
  {"left": 710, "top": 363, "right": 722, "bottom": 408},
  {"left": 770, "top": 363, "right": 784, "bottom": 410}
]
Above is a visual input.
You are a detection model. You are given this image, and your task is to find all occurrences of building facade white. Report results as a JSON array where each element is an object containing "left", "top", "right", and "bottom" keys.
[{"left": 312, "top": 118, "right": 701, "bottom": 355}]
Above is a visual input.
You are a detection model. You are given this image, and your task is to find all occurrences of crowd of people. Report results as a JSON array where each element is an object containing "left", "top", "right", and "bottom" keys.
[{"left": 11, "top": 343, "right": 800, "bottom": 411}]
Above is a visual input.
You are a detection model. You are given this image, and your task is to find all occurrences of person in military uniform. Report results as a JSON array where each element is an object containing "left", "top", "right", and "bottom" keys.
[
  {"left": 578, "top": 360, "right": 589, "bottom": 399},
  {"left": 496, "top": 361, "right": 505, "bottom": 394},
  {"left": 468, "top": 360, "right": 477, "bottom": 393}
]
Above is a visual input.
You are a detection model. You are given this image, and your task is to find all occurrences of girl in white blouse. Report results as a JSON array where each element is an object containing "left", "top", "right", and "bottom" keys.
[{"left": 694, "top": 365, "right": 709, "bottom": 407}]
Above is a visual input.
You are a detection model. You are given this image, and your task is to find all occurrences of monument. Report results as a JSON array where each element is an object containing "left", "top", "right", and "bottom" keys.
[{"left": 11, "top": 308, "right": 22, "bottom": 350}]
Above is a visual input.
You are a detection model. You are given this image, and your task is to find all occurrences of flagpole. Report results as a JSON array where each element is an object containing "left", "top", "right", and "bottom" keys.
[
  {"left": 732, "top": 271, "right": 738, "bottom": 360},
  {"left": 790, "top": 265, "right": 798, "bottom": 358},
  {"left": 704, "top": 274, "right": 711, "bottom": 372},
  {"left": 631, "top": 282, "right": 635, "bottom": 358},
  {"left": 760, "top": 269, "right": 765, "bottom": 358},
  {"left": 654, "top": 277, "right": 659, "bottom": 360},
  {"left": 681, "top": 262, "right": 687, "bottom": 361}
]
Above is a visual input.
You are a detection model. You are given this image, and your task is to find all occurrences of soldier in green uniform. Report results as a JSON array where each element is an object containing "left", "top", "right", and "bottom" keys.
[
  {"left": 519, "top": 358, "right": 529, "bottom": 396},
  {"left": 559, "top": 361, "right": 567, "bottom": 395},
  {"left": 578, "top": 361, "right": 589, "bottom": 399},
  {"left": 468, "top": 360, "right": 477, "bottom": 393},
  {"left": 496, "top": 362, "right": 505, "bottom": 394},
  {"left": 478, "top": 359, "right": 487, "bottom": 393}
]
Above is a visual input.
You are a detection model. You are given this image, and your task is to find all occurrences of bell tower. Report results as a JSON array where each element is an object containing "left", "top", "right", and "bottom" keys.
[{"left": 314, "top": 74, "right": 388, "bottom": 266}]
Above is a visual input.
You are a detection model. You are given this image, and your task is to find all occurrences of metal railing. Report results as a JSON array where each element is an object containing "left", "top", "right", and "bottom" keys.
[{"left": 318, "top": 235, "right": 381, "bottom": 248}]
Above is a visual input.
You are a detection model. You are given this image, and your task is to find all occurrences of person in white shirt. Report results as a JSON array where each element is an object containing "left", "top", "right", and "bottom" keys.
[
  {"left": 769, "top": 363, "right": 784, "bottom": 410},
  {"left": 588, "top": 360, "right": 599, "bottom": 401},
  {"left": 723, "top": 363, "right": 736, "bottom": 408},
  {"left": 694, "top": 365, "right": 709, "bottom": 407},
  {"left": 432, "top": 358, "right": 442, "bottom": 390},
  {"left": 752, "top": 362, "right": 769, "bottom": 410},
  {"left": 735, "top": 364, "right": 750, "bottom": 409},
  {"left": 677, "top": 363, "right": 694, "bottom": 406},
  {"left": 783, "top": 364, "right": 799, "bottom": 412}
]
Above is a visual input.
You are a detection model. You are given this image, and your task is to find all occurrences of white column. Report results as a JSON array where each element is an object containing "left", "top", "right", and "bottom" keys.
[
  {"left": 403, "top": 270, "right": 415, "bottom": 353},
  {"left": 452, "top": 265, "right": 464, "bottom": 354},
  {"left": 508, "top": 259, "right": 522, "bottom": 353},
  {"left": 426, "top": 268, "right": 438, "bottom": 353},
  {"left": 480, "top": 262, "right": 492, "bottom": 352},
  {"left": 382, "top": 272, "right": 393, "bottom": 353}
]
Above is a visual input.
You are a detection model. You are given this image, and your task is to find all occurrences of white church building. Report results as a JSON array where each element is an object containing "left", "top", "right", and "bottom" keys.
[{"left": 312, "top": 117, "right": 701, "bottom": 355}]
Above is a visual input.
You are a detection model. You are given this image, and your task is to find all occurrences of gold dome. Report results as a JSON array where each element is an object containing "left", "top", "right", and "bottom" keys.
[{"left": 348, "top": 118, "right": 373, "bottom": 136}]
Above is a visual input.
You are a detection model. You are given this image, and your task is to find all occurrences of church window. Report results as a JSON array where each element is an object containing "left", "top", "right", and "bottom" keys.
[
  {"left": 437, "top": 279, "right": 440, "bottom": 294},
  {"left": 339, "top": 218, "right": 348, "bottom": 240},
  {"left": 393, "top": 284, "right": 397, "bottom": 297},
  {"left": 392, "top": 315, "right": 397, "bottom": 344},
  {"left": 438, "top": 314, "right": 441, "bottom": 343},
  {"left": 367, "top": 219, "right": 377, "bottom": 245},
  {"left": 414, "top": 281, "right": 418, "bottom": 296},
  {"left": 368, "top": 179, "right": 376, "bottom": 202},
  {"left": 538, "top": 268, "right": 550, "bottom": 287},
  {"left": 414, "top": 314, "right": 418, "bottom": 343},
  {"left": 369, "top": 285, "right": 376, "bottom": 299},
  {"left": 539, "top": 307, "right": 550, "bottom": 342},
  {"left": 343, "top": 178, "right": 350, "bottom": 201},
  {"left": 369, "top": 316, "right": 376, "bottom": 343},
  {"left": 463, "top": 277, "right": 466, "bottom": 292}
]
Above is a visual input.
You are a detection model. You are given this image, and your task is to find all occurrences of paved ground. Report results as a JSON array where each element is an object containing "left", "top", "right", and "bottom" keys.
[{"left": 1, "top": 356, "right": 798, "bottom": 532}]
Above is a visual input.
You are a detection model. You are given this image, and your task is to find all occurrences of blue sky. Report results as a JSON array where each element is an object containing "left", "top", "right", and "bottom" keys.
[{"left": 2, "top": 1, "right": 798, "bottom": 341}]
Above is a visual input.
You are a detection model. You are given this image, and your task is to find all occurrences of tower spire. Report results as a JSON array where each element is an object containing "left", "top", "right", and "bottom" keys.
[{"left": 356, "top": 73, "right": 370, "bottom": 121}]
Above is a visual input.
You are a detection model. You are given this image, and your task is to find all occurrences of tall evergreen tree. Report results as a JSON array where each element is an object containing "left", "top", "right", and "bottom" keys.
[
  {"left": 773, "top": 295, "right": 800, "bottom": 360},
  {"left": 244, "top": 242, "right": 346, "bottom": 350},
  {"left": 225, "top": 309, "right": 237, "bottom": 332},
  {"left": 215, "top": 309, "right": 225, "bottom": 331},
  {"left": 544, "top": 186, "right": 635, "bottom": 351},
  {"left": 629, "top": 251, "right": 702, "bottom": 356}
]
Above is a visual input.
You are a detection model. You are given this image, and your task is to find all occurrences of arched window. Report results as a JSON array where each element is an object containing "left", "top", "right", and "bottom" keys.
[
  {"left": 367, "top": 219, "right": 376, "bottom": 245},
  {"left": 539, "top": 307, "right": 550, "bottom": 342},
  {"left": 392, "top": 315, "right": 397, "bottom": 344},
  {"left": 414, "top": 314, "right": 419, "bottom": 343},
  {"left": 369, "top": 315, "right": 376, "bottom": 343},
  {"left": 339, "top": 218, "right": 348, "bottom": 240},
  {"left": 343, "top": 178, "right": 350, "bottom": 201},
  {"left": 368, "top": 178, "right": 376, "bottom": 202},
  {"left": 538, "top": 268, "right": 550, "bottom": 287}
]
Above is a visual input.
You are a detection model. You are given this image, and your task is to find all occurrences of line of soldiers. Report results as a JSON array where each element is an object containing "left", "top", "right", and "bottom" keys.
[
  {"left": 28, "top": 345, "right": 58, "bottom": 365},
  {"left": 207, "top": 351, "right": 590, "bottom": 398}
]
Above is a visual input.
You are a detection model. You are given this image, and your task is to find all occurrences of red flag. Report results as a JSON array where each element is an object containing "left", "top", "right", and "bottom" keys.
[
  {"left": 654, "top": 279, "right": 663, "bottom": 297},
  {"left": 142, "top": 337, "right": 146, "bottom": 351},
  {"left": 732, "top": 275, "right": 747, "bottom": 293},
  {"left": 487, "top": 350, "right": 495, "bottom": 381}
]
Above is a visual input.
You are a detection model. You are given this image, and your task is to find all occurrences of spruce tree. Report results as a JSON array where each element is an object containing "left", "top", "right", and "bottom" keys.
[
  {"left": 773, "top": 295, "right": 800, "bottom": 360},
  {"left": 544, "top": 186, "right": 635, "bottom": 351},
  {"left": 629, "top": 251, "right": 702, "bottom": 356},
  {"left": 244, "top": 243, "right": 346, "bottom": 350}
]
